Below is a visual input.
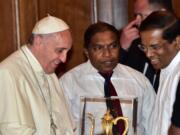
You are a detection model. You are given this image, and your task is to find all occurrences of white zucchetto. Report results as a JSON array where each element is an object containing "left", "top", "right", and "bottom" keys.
[{"left": 32, "top": 15, "right": 69, "bottom": 34}]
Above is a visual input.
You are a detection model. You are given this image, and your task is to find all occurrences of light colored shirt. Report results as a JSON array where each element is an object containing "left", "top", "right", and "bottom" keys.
[
  {"left": 150, "top": 51, "right": 180, "bottom": 135},
  {"left": 59, "top": 60, "right": 155, "bottom": 135},
  {"left": 0, "top": 45, "right": 74, "bottom": 135}
]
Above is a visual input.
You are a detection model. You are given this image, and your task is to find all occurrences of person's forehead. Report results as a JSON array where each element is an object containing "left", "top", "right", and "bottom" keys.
[
  {"left": 93, "top": 31, "right": 116, "bottom": 38},
  {"left": 55, "top": 30, "right": 72, "bottom": 40},
  {"left": 91, "top": 31, "right": 117, "bottom": 43},
  {"left": 141, "top": 29, "right": 164, "bottom": 44},
  {"left": 134, "top": 0, "right": 150, "bottom": 13},
  {"left": 48, "top": 30, "right": 72, "bottom": 49}
]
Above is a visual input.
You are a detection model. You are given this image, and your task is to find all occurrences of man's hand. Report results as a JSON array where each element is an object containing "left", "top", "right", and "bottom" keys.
[{"left": 120, "top": 18, "right": 140, "bottom": 50}]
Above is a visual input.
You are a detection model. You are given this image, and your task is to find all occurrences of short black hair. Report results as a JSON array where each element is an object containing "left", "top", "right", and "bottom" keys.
[
  {"left": 84, "top": 22, "right": 119, "bottom": 49},
  {"left": 27, "top": 34, "right": 35, "bottom": 45},
  {"left": 139, "top": 10, "right": 180, "bottom": 43}
]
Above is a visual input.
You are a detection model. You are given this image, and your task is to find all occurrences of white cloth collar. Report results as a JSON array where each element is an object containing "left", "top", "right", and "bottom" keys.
[
  {"left": 86, "top": 60, "right": 118, "bottom": 78},
  {"left": 161, "top": 51, "right": 180, "bottom": 77},
  {"left": 21, "top": 45, "right": 45, "bottom": 75}
]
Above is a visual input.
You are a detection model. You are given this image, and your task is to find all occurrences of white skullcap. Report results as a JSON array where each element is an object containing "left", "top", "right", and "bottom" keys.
[{"left": 32, "top": 15, "right": 69, "bottom": 34}]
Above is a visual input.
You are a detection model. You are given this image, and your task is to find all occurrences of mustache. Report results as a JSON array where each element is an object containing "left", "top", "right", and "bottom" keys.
[{"left": 100, "top": 58, "right": 118, "bottom": 64}]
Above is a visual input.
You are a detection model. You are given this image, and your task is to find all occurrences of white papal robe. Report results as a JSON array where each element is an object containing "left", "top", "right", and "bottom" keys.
[{"left": 0, "top": 45, "right": 74, "bottom": 135}]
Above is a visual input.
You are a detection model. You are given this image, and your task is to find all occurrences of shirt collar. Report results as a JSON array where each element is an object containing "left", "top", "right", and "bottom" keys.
[
  {"left": 161, "top": 51, "right": 180, "bottom": 76},
  {"left": 86, "top": 60, "right": 118, "bottom": 77},
  {"left": 21, "top": 45, "right": 45, "bottom": 75}
]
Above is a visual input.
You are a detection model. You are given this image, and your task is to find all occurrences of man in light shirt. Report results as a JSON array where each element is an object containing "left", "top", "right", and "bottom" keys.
[
  {"left": 139, "top": 10, "right": 180, "bottom": 135},
  {"left": 59, "top": 22, "right": 155, "bottom": 135}
]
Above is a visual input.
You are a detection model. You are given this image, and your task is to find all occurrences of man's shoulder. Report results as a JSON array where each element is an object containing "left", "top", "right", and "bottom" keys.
[
  {"left": 115, "top": 63, "right": 150, "bottom": 83},
  {"left": 175, "top": 61, "right": 180, "bottom": 71},
  {"left": 0, "top": 50, "right": 28, "bottom": 79},
  {"left": 170, "top": 61, "right": 180, "bottom": 79},
  {"left": 0, "top": 50, "right": 22, "bottom": 70},
  {"left": 116, "top": 63, "right": 145, "bottom": 76},
  {"left": 60, "top": 62, "right": 90, "bottom": 80},
  {"left": 115, "top": 64, "right": 155, "bottom": 96},
  {"left": 66, "top": 62, "right": 88, "bottom": 73}
]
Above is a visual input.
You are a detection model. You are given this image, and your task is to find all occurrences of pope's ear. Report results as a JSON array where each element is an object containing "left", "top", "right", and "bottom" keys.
[
  {"left": 33, "top": 35, "right": 42, "bottom": 46},
  {"left": 83, "top": 48, "right": 89, "bottom": 59}
]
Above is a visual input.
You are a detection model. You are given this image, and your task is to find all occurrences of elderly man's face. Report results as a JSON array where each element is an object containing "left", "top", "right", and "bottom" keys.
[
  {"left": 37, "top": 30, "right": 72, "bottom": 74},
  {"left": 140, "top": 29, "right": 179, "bottom": 70},
  {"left": 134, "top": 0, "right": 153, "bottom": 20},
  {"left": 85, "top": 31, "right": 120, "bottom": 73}
]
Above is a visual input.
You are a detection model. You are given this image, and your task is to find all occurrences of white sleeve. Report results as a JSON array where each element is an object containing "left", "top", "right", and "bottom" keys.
[
  {"left": 59, "top": 74, "right": 78, "bottom": 134},
  {"left": 0, "top": 123, "right": 35, "bottom": 135},
  {"left": 141, "top": 79, "right": 156, "bottom": 135},
  {"left": 0, "top": 69, "right": 35, "bottom": 135}
]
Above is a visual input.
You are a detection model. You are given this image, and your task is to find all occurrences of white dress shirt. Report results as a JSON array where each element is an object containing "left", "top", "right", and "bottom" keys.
[
  {"left": 150, "top": 51, "right": 180, "bottom": 135},
  {"left": 59, "top": 60, "right": 156, "bottom": 135}
]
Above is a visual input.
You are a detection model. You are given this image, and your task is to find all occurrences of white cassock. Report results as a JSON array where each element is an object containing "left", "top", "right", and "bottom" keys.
[{"left": 0, "top": 45, "right": 74, "bottom": 135}]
